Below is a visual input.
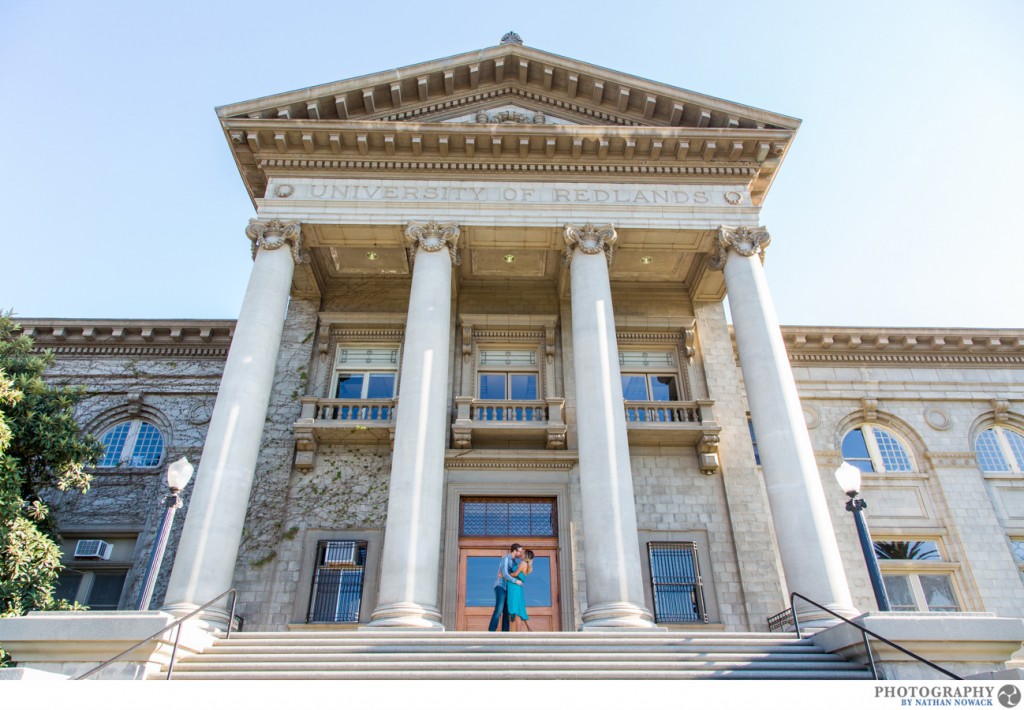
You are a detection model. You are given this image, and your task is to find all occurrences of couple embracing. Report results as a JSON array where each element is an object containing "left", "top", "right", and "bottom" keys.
[{"left": 488, "top": 543, "right": 534, "bottom": 632}]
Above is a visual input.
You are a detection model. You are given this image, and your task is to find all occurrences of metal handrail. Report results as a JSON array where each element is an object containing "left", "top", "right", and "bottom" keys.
[
  {"left": 73, "top": 588, "right": 238, "bottom": 681},
  {"left": 788, "top": 592, "right": 961, "bottom": 680}
]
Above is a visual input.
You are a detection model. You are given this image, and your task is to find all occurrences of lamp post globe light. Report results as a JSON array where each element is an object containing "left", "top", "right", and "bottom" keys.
[
  {"left": 835, "top": 461, "right": 891, "bottom": 612},
  {"left": 135, "top": 456, "right": 194, "bottom": 611}
]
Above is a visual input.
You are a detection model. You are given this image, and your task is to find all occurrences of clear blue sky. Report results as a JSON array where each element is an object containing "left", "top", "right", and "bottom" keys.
[{"left": 2, "top": 1, "right": 1022, "bottom": 328}]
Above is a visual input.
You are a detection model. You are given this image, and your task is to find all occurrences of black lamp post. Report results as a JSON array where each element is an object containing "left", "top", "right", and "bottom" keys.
[
  {"left": 135, "top": 456, "right": 194, "bottom": 611},
  {"left": 835, "top": 461, "right": 891, "bottom": 612}
]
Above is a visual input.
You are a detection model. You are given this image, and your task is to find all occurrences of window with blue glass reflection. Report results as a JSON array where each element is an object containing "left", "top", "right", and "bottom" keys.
[
  {"left": 620, "top": 374, "right": 679, "bottom": 401},
  {"left": 478, "top": 373, "right": 537, "bottom": 400}
]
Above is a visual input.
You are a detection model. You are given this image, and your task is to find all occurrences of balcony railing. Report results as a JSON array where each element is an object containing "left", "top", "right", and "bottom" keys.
[
  {"left": 623, "top": 399, "right": 717, "bottom": 446},
  {"left": 452, "top": 396, "right": 567, "bottom": 449},
  {"left": 294, "top": 397, "right": 397, "bottom": 464}
]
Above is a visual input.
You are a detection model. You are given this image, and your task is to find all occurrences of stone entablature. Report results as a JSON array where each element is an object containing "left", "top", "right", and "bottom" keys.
[
  {"left": 18, "top": 319, "right": 235, "bottom": 358},
  {"left": 218, "top": 44, "right": 798, "bottom": 206},
  {"left": 777, "top": 326, "right": 1024, "bottom": 367}
]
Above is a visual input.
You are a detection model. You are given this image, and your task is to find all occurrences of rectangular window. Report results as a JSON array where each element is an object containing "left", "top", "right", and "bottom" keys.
[
  {"left": 874, "top": 538, "right": 960, "bottom": 612},
  {"left": 647, "top": 542, "right": 708, "bottom": 623},
  {"left": 53, "top": 569, "right": 128, "bottom": 610},
  {"left": 478, "top": 373, "right": 538, "bottom": 400},
  {"left": 333, "top": 348, "right": 398, "bottom": 400},
  {"left": 621, "top": 374, "right": 680, "bottom": 401},
  {"left": 308, "top": 540, "right": 368, "bottom": 623}
]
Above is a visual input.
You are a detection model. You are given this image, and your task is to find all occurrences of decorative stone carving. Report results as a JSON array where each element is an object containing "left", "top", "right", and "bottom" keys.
[
  {"left": 682, "top": 327, "right": 696, "bottom": 361},
  {"left": 245, "top": 219, "right": 303, "bottom": 263},
  {"left": 404, "top": 221, "right": 461, "bottom": 265},
  {"left": 861, "top": 398, "right": 878, "bottom": 422},
  {"left": 803, "top": 405, "right": 820, "bottom": 429},
  {"left": 709, "top": 225, "right": 771, "bottom": 270},
  {"left": 563, "top": 223, "right": 617, "bottom": 266},
  {"left": 992, "top": 399, "right": 1010, "bottom": 423},
  {"left": 501, "top": 31, "right": 523, "bottom": 45},
  {"left": 698, "top": 432, "right": 721, "bottom": 475},
  {"left": 925, "top": 405, "right": 952, "bottom": 431},
  {"left": 274, "top": 184, "right": 294, "bottom": 198},
  {"left": 474, "top": 109, "right": 546, "bottom": 124},
  {"left": 126, "top": 392, "right": 143, "bottom": 416}
]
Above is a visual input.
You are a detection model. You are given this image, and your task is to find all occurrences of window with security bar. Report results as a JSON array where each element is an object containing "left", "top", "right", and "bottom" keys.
[
  {"left": 307, "top": 540, "right": 368, "bottom": 623},
  {"left": 460, "top": 497, "right": 557, "bottom": 537},
  {"left": 648, "top": 542, "right": 708, "bottom": 623}
]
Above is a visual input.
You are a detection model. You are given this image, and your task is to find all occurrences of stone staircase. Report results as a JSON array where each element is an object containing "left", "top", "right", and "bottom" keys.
[{"left": 156, "top": 630, "right": 874, "bottom": 680}]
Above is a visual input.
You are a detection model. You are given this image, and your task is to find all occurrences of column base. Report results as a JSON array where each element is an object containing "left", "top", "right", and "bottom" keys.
[
  {"left": 581, "top": 601, "right": 657, "bottom": 629},
  {"left": 791, "top": 600, "right": 863, "bottom": 631},
  {"left": 368, "top": 602, "right": 445, "bottom": 630},
  {"left": 160, "top": 602, "right": 235, "bottom": 632}
]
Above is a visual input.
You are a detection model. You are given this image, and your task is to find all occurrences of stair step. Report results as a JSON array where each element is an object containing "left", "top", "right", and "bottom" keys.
[
  {"left": 161, "top": 668, "right": 874, "bottom": 680},
  {"left": 157, "top": 630, "right": 871, "bottom": 681}
]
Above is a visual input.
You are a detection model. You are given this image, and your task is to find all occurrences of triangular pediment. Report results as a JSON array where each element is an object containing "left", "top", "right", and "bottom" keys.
[
  {"left": 217, "top": 40, "right": 801, "bottom": 208},
  {"left": 217, "top": 42, "right": 799, "bottom": 131}
]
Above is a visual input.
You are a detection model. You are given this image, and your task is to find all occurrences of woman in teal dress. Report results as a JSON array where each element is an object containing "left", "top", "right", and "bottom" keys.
[{"left": 505, "top": 549, "right": 534, "bottom": 631}]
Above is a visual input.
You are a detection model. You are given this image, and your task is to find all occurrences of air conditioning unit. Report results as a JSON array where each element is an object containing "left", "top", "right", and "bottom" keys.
[
  {"left": 322, "top": 541, "right": 359, "bottom": 567},
  {"left": 74, "top": 539, "right": 113, "bottom": 560}
]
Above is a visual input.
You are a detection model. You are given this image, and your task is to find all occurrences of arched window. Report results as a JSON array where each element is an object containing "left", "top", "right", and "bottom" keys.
[
  {"left": 97, "top": 420, "right": 164, "bottom": 468},
  {"left": 974, "top": 426, "right": 1024, "bottom": 474},
  {"left": 841, "top": 425, "right": 914, "bottom": 474}
]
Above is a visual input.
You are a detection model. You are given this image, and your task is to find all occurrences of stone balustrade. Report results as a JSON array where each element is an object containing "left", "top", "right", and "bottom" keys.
[{"left": 452, "top": 395, "right": 566, "bottom": 449}]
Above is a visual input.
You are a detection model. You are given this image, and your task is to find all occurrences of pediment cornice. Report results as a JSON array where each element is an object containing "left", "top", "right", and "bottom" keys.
[{"left": 218, "top": 43, "right": 800, "bottom": 206}]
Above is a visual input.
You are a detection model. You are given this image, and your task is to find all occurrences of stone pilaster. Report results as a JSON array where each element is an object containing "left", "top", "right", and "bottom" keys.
[
  {"left": 162, "top": 219, "right": 301, "bottom": 625},
  {"left": 712, "top": 224, "right": 857, "bottom": 620},
  {"left": 369, "top": 221, "right": 458, "bottom": 629},
  {"left": 564, "top": 223, "right": 654, "bottom": 628}
]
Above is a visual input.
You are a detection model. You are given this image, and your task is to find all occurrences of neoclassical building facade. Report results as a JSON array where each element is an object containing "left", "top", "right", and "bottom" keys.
[{"left": 7, "top": 40, "right": 1024, "bottom": 666}]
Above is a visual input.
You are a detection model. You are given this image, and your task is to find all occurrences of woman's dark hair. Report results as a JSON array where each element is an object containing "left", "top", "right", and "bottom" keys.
[{"left": 524, "top": 549, "right": 535, "bottom": 560}]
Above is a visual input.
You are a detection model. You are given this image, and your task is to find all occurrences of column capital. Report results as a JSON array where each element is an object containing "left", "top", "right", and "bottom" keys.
[
  {"left": 245, "top": 219, "right": 303, "bottom": 263},
  {"left": 709, "top": 225, "right": 771, "bottom": 270},
  {"left": 404, "top": 221, "right": 460, "bottom": 265},
  {"left": 563, "top": 223, "right": 617, "bottom": 266}
]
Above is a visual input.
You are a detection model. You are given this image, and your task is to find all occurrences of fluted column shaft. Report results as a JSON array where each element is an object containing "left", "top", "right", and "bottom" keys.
[
  {"left": 714, "top": 225, "right": 857, "bottom": 619},
  {"left": 369, "top": 222, "right": 458, "bottom": 629},
  {"left": 565, "top": 224, "right": 655, "bottom": 629},
  {"left": 163, "top": 219, "right": 301, "bottom": 625}
]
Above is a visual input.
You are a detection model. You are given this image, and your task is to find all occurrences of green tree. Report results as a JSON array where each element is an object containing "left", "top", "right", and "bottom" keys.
[{"left": 0, "top": 313, "right": 102, "bottom": 663}]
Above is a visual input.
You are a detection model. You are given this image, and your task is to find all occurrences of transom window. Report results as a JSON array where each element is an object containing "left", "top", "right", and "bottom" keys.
[
  {"left": 974, "top": 426, "right": 1024, "bottom": 474},
  {"left": 477, "top": 350, "right": 539, "bottom": 401},
  {"left": 842, "top": 425, "right": 914, "bottom": 474},
  {"left": 459, "top": 497, "right": 556, "bottom": 537},
  {"left": 97, "top": 420, "right": 164, "bottom": 468},
  {"left": 333, "top": 347, "right": 398, "bottom": 400},
  {"left": 620, "top": 350, "right": 680, "bottom": 402}
]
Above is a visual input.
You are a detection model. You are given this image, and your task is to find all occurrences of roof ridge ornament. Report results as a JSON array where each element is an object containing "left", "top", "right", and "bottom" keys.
[{"left": 501, "top": 31, "right": 523, "bottom": 45}]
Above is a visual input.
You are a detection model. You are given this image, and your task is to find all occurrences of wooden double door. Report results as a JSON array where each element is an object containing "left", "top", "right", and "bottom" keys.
[{"left": 455, "top": 537, "right": 561, "bottom": 631}]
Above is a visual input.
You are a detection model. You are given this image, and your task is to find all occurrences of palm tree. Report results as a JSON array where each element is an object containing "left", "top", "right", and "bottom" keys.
[{"left": 873, "top": 541, "right": 939, "bottom": 561}]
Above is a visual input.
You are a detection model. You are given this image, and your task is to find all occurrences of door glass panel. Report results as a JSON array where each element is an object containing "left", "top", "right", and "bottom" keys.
[
  {"left": 649, "top": 376, "right": 679, "bottom": 402},
  {"left": 466, "top": 556, "right": 501, "bottom": 606},
  {"left": 522, "top": 556, "right": 551, "bottom": 607},
  {"left": 479, "top": 374, "right": 506, "bottom": 400},
  {"left": 336, "top": 373, "right": 365, "bottom": 398},
  {"left": 621, "top": 375, "right": 647, "bottom": 400},
  {"left": 509, "top": 374, "right": 537, "bottom": 400},
  {"left": 365, "top": 373, "right": 395, "bottom": 398}
]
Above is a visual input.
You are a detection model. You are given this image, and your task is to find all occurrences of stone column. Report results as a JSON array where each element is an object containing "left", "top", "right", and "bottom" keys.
[
  {"left": 369, "top": 221, "right": 459, "bottom": 629},
  {"left": 711, "top": 225, "right": 858, "bottom": 619},
  {"left": 564, "top": 224, "right": 655, "bottom": 628},
  {"left": 163, "top": 219, "right": 302, "bottom": 625}
]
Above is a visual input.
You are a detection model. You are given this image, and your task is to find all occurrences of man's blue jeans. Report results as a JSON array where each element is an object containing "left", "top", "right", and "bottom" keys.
[{"left": 488, "top": 585, "right": 510, "bottom": 632}]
